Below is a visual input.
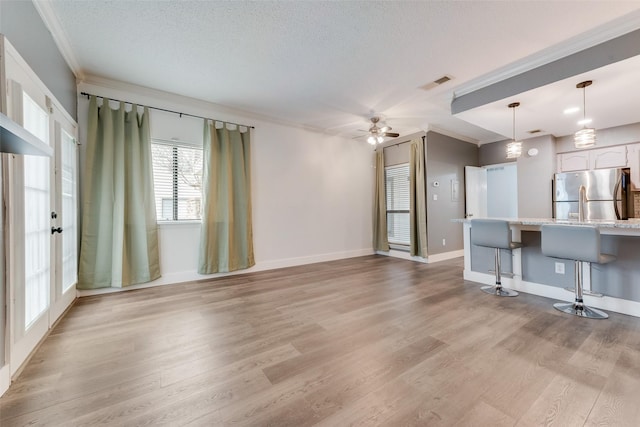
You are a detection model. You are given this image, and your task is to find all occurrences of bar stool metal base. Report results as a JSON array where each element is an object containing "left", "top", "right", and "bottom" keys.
[
  {"left": 482, "top": 285, "right": 518, "bottom": 297},
  {"left": 553, "top": 302, "right": 608, "bottom": 319}
]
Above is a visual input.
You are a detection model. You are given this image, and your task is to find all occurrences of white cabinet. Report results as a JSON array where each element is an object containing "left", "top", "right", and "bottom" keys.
[
  {"left": 589, "top": 145, "right": 628, "bottom": 170},
  {"left": 557, "top": 145, "right": 628, "bottom": 173},
  {"left": 558, "top": 152, "right": 589, "bottom": 172},
  {"left": 628, "top": 143, "right": 640, "bottom": 191}
]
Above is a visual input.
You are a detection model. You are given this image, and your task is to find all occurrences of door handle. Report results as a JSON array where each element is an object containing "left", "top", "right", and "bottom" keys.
[{"left": 51, "top": 227, "right": 63, "bottom": 234}]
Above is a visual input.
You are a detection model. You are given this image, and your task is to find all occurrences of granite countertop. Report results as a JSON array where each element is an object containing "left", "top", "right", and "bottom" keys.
[{"left": 453, "top": 217, "right": 640, "bottom": 229}]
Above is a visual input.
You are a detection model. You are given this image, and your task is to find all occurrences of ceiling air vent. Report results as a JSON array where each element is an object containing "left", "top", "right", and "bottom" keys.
[
  {"left": 527, "top": 129, "right": 543, "bottom": 134},
  {"left": 420, "top": 75, "right": 454, "bottom": 91},
  {"left": 434, "top": 76, "right": 452, "bottom": 85}
]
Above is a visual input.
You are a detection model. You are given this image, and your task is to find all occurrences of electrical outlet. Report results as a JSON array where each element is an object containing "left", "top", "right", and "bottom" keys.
[
  {"left": 555, "top": 262, "right": 565, "bottom": 274},
  {"left": 442, "top": 238, "right": 446, "bottom": 246}
]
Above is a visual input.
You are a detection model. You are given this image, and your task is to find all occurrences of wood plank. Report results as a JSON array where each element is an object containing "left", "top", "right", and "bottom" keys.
[{"left": 1, "top": 255, "right": 640, "bottom": 426}]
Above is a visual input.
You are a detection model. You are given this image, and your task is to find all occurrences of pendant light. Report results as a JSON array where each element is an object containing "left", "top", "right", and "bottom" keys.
[
  {"left": 574, "top": 80, "right": 596, "bottom": 148},
  {"left": 506, "top": 102, "right": 522, "bottom": 159}
]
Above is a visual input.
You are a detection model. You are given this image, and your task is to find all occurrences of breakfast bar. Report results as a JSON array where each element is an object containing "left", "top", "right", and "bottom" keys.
[{"left": 457, "top": 218, "right": 640, "bottom": 317}]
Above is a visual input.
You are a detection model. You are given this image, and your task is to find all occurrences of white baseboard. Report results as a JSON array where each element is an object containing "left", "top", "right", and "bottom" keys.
[
  {"left": 464, "top": 270, "right": 640, "bottom": 318},
  {"left": 427, "top": 250, "right": 464, "bottom": 263},
  {"left": 376, "top": 249, "right": 463, "bottom": 264},
  {"left": 0, "top": 364, "right": 10, "bottom": 397},
  {"left": 77, "top": 248, "right": 374, "bottom": 297},
  {"left": 376, "top": 250, "right": 427, "bottom": 263}
]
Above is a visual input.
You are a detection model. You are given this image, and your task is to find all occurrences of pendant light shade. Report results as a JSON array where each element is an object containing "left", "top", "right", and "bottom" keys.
[
  {"left": 574, "top": 80, "right": 596, "bottom": 148},
  {"left": 506, "top": 102, "right": 523, "bottom": 159}
]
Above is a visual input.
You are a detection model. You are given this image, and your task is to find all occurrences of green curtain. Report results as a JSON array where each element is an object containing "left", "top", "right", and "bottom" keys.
[
  {"left": 78, "top": 96, "right": 160, "bottom": 289},
  {"left": 373, "top": 150, "right": 389, "bottom": 251},
  {"left": 410, "top": 138, "right": 428, "bottom": 257},
  {"left": 198, "top": 121, "right": 254, "bottom": 274}
]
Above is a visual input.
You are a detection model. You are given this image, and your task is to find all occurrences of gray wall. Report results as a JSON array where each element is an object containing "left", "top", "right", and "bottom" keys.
[
  {"left": 479, "top": 140, "right": 516, "bottom": 166},
  {"left": 426, "top": 131, "right": 478, "bottom": 255},
  {"left": 0, "top": 1, "right": 77, "bottom": 118},
  {"left": 480, "top": 135, "right": 556, "bottom": 218},
  {"left": 452, "top": 29, "right": 640, "bottom": 114},
  {"left": 383, "top": 141, "right": 411, "bottom": 166},
  {"left": 556, "top": 122, "right": 640, "bottom": 153},
  {"left": 517, "top": 134, "right": 556, "bottom": 218}
]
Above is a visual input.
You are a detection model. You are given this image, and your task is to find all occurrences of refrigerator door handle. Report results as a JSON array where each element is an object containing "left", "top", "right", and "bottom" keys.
[{"left": 614, "top": 176, "right": 621, "bottom": 219}]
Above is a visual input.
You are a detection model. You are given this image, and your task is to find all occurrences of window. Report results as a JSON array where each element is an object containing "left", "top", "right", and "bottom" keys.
[
  {"left": 22, "top": 91, "right": 49, "bottom": 144},
  {"left": 61, "top": 129, "right": 78, "bottom": 292},
  {"left": 151, "top": 140, "right": 203, "bottom": 221},
  {"left": 385, "top": 164, "right": 410, "bottom": 245},
  {"left": 23, "top": 92, "right": 51, "bottom": 328}
]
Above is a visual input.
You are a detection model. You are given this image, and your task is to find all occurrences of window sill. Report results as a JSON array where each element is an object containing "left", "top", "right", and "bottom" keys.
[
  {"left": 389, "top": 243, "right": 410, "bottom": 252},
  {"left": 157, "top": 220, "right": 201, "bottom": 228}
]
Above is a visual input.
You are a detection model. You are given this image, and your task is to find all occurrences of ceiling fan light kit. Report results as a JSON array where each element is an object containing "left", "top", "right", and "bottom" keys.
[
  {"left": 365, "top": 116, "right": 400, "bottom": 145},
  {"left": 574, "top": 80, "right": 596, "bottom": 149}
]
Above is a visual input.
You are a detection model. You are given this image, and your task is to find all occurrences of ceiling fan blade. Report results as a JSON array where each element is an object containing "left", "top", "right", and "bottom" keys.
[{"left": 383, "top": 132, "right": 400, "bottom": 138}]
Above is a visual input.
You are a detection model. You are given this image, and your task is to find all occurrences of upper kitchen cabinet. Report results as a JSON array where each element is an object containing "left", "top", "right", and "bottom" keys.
[
  {"left": 589, "top": 145, "right": 628, "bottom": 169},
  {"left": 557, "top": 145, "right": 628, "bottom": 173},
  {"left": 557, "top": 151, "right": 589, "bottom": 172},
  {"left": 627, "top": 143, "right": 640, "bottom": 190}
]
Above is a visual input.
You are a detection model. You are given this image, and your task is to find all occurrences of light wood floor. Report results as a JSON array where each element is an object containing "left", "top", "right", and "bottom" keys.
[{"left": 1, "top": 255, "right": 640, "bottom": 426}]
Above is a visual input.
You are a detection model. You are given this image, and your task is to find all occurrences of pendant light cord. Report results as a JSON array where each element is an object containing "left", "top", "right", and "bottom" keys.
[
  {"left": 582, "top": 85, "right": 587, "bottom": 125},
  {"left": 512, "top": 106, "right": 516, "bottom": 141}
]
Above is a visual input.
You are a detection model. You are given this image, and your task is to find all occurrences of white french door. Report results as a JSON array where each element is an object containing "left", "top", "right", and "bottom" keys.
[
  {"left": 1, "top": 38, "right": 79, "bottom": 396},
  {"left": 464, "top": 166, "right": 488, "bottom": 219},
  {"left": 8, "top": 85, "right": 78, "bottom": 376},
  {"left": 9, "top": 88, "right": 53, "bottom": 373},
  {"left": 51, "top": 121, "right": 78, "bottom": 321}
]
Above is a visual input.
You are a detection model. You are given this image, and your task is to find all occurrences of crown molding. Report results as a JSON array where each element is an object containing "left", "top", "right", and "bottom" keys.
[
  {"left": 32, "top": 0, "right": 84, "bottom": 79},
  {"left": 426, "top": 125, "right": 479, "bottom": 145},
  {"left": 78, "top": 74, "right": 332, "bottom": 135},
  {"left": 453, "top": 9, "right": 640, "bottom": 98}
]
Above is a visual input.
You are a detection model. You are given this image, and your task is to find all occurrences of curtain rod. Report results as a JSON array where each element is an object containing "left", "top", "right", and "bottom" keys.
[
  {"left": 382, "top": 135, "right": 425, "bottom": 149},
  {"left": 80, "top": 92, "right": 255, "bottom": 129}
]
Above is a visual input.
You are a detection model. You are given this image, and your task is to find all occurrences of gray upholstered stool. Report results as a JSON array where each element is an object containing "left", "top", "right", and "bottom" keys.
[
  {"left": 541, "top": 224, "right": 614, "bottom": 319},
  {"left": 471, "top": 219, "right": 521, "bottom": 297}
]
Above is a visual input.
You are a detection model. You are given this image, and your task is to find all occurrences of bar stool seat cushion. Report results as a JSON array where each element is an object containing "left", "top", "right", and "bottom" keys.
[
  {"left": 471, "top": 219, "right": 522, "bottom": 250},
  {"left": 541, "top": 224, "right": 615, "bottom": 264}
]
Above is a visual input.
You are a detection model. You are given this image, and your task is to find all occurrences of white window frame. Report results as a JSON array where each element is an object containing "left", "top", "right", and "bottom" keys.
[
  {"left": 385, "top": 163, "right": 411, "bottom": 246},
  {"left": 151, "top": 138, "right": 203, "bottom": 223}
]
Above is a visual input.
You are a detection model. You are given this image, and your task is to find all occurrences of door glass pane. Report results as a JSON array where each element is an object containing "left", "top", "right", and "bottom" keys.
[
  {"left": 24, "top": 155, "right": 51, "bottom": 328},
  {"left": 22, "top": 92, "right": 49, "bottom": 144},
  {"left": 61, "top": 130, "right": 77, "bottom": 292}
]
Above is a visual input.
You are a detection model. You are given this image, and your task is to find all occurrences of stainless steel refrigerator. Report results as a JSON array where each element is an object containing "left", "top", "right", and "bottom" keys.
[{"left": 553, "top": 167, "right": 630, "bottom": 220}]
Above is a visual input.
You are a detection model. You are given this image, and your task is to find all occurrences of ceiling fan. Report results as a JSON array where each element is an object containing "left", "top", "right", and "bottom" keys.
[{"left": 365, "top": 116, "right": 399, "bottom": 145}]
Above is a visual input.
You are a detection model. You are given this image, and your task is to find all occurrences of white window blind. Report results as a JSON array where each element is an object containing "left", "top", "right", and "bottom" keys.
[
  {"left": 151, "top": 140, "right": 203, "bottom": 221},
  {"left": 385, "top": 164, "right": 410, "bottom": 245}
]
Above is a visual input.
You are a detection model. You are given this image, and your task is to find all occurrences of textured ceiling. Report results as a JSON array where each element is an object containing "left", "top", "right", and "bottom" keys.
[{"left": 46, "top": 1, "right": 640, "bottom": 143}]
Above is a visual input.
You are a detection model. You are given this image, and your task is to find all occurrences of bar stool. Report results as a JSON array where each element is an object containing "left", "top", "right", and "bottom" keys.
[
  {"left": 541, "top": 224, "right": 614, "bottom": 319},
  {"left": 470, "top": 219, "right": 521, "bottom": 297}
]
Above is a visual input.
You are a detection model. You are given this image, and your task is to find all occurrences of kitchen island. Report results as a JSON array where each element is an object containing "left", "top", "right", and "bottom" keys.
[{"left": 456, "top": 218, "right": 640, "bottom": 317}]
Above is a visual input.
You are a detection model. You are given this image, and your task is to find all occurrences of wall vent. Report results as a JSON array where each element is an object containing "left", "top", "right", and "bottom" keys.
[{"left": 528, "top": 129, "right": 543, "bottom": 134}]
